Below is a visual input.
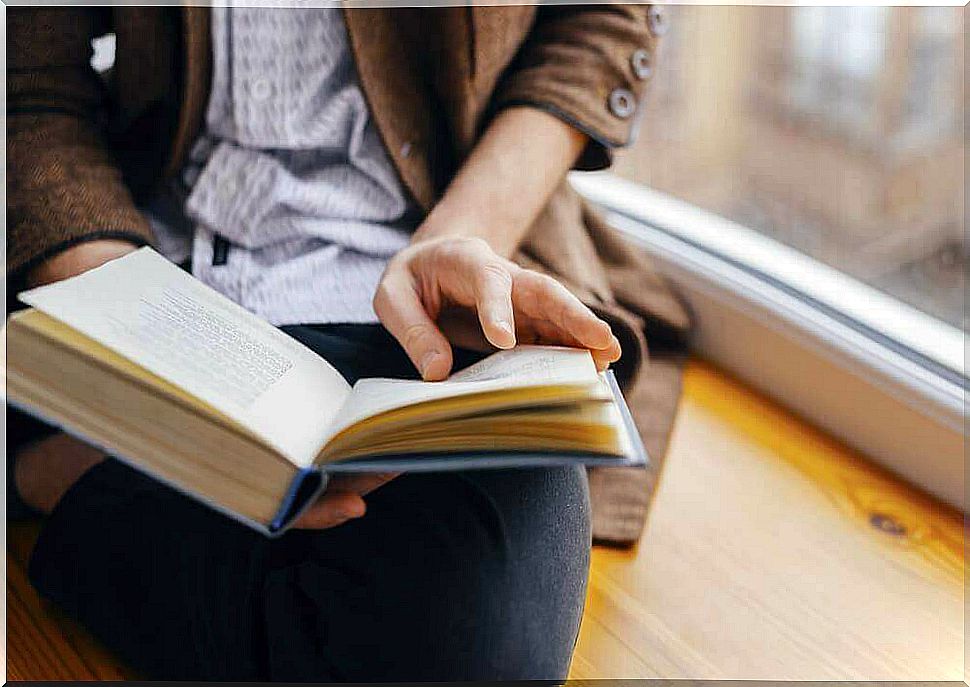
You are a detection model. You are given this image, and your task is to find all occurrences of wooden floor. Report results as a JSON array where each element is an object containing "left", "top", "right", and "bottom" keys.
[{"left": 5, "top": 359, "right": 965, "bottom": 680}]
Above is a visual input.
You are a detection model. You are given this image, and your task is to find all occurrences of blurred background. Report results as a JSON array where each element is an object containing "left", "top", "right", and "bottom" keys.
[{"left": 613, "top": 5, "right": 966, "bottom": 331}]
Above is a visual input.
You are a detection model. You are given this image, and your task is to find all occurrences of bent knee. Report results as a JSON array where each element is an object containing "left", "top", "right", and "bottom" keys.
[
  {"left": 267, "top": 468, "right": 591, "bottom": 680},
  {"left": 472, "top": 465, "right": 591, "bottom": 557}
]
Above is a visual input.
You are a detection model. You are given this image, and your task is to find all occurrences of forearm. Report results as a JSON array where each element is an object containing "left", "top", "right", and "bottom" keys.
[{"left": 412, "top": 106, "right": 588, "bottom": 258}]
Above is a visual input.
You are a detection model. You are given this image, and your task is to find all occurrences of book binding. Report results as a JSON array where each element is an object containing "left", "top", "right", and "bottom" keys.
[{"left": 269, "top": 468, "right": 328, "bottom": 534}]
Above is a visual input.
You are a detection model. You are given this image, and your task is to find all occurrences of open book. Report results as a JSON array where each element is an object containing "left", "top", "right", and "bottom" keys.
[{"left": 5, "top": 248, "right": 646, "bottom": 535}]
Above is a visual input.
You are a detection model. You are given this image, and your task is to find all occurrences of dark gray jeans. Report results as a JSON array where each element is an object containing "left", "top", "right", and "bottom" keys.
[{"left": 27, "top": 324, "right": 592, "bottom": 681}]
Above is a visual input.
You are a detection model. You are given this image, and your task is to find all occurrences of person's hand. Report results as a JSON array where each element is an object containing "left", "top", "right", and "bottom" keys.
[
  {"left": 293, "top": 472, "right": 399, "bottom": 529},
  {"left": 26, "top": 239, "right": 139, "bottom": 288},
  {"left": 374, "top": 236, "right": 622, "bottom": 381}
]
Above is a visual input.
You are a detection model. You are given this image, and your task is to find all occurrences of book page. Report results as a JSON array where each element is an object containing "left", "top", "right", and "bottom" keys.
[
  {"left": 19, "top": 248, "right": 351, "bottom": 467},
  {"left": 324, "top": 346, "right": 602, "bottom": 441}
]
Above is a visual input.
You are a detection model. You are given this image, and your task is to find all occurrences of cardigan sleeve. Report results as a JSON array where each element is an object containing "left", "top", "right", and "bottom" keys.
[
  {"left": 492, "top": 4, "right": 666, "bottom": 170},
  {"left": 7, "top": 8, "right": 154, "bottom": 283}
]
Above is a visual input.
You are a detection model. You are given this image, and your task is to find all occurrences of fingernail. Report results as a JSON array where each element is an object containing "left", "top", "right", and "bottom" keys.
[
  {"left": 490, "top": 315, "right": 515, "bottom": 345},
  {"left": 421, "top": 351, "right": 440, "bottom": 376},
  {"left": 496, "top": 320, "right": 516, "bottom": 345},
  {"left": 600, "top": 323, "right": 615, "bottom": 345}
]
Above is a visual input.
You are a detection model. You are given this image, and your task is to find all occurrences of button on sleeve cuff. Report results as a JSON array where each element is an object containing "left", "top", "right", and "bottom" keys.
[{"left": 490, "top": 5, "right": 662, "bottom": 171}]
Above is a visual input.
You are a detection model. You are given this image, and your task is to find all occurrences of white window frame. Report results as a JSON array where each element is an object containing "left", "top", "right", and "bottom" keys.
[{"left": 571, "top": 172, "right": 966, "bottom": 512}]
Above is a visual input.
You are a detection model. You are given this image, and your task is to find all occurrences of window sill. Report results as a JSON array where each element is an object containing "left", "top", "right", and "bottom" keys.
[{"left": 571, "top": 171, "right": 966, "bottom": 511}]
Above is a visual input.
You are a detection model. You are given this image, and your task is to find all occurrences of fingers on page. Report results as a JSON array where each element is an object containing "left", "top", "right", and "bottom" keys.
[
  {"left": 515, "top": 271, "right": 614, "bottom": 350},
  {"left": 374, "top": 273, "right": 453, "bottom": 381},
  {"left": 473, "top": 260, "right": 516, "bottom": 350}
]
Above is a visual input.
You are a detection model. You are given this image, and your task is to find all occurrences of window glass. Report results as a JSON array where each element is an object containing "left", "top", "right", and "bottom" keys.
[{"left": 614, "top": 6, "right": 965, "bottom": 330}]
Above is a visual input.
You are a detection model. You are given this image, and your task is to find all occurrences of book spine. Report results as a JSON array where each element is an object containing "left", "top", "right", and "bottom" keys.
[
  {"left": 605, "top": 369, "right": 650, "bottom": 467},
  {"left": 268, "top": 468, "right": 329, "bottom": 535}
]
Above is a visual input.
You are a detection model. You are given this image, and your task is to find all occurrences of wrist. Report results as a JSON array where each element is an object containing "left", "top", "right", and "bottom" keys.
[
  {"left": 412, "top": 203, "right": 482, "bottom": 242},
  {"left": 14, "top": 434, "right": 105, "bottom": 515},
  {"left": 412, "top": 205, "right": 519, "bottom": 259},
  {"left": 27, "top": 239, "right": 141, "bottom": 288}
]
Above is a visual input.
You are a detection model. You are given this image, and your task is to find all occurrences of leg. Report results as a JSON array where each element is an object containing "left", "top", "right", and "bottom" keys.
[
  {"left": 29, "top": 461, "right": 590, "bottom": 680},
  {"left": 25, "top": 324, "right": 591, "bottom": 679},
  {"left": 28, "top": 459, "right": 275, "bottom": 680},
  {"left": 263, "top": 466, "right": 591, "bottom": 681}
]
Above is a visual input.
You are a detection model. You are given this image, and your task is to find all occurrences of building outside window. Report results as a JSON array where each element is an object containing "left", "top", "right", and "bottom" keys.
[{"left": 613, "top": 5, "right": 965, "bottom": 331}]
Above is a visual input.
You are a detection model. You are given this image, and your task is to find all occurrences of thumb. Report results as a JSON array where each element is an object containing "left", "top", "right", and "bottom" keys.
[{"left": 374, "top": 274, "right": 454, "bottom": 381}]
